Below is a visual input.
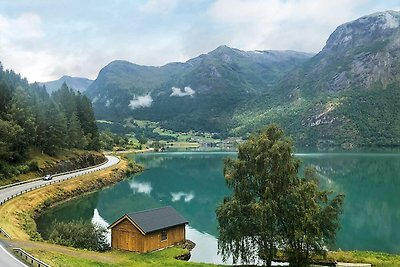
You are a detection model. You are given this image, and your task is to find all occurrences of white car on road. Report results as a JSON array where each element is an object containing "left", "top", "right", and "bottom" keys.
[{"left": 42, "top": 175, "right": 53, "bottom": 181}]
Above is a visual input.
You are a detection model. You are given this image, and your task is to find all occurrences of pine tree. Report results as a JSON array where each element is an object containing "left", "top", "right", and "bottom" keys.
[
  {"left": 7, "top": 87, "right": 37, "bottom": 160},
  {"left": 68, "top": 112, "right": 87, "bottom": 149},
  {"left": 77, "top": 95, "right": 100, "bottom": 150},
  {"left": 0, "top": 119, "right": 24, "bottom": 161},
  {"left": 0, "top": 81, "right": 12, "bottom": 119},
  {"left": 52, "top": 82, "right": 77, "bottom": 115},
  {"left": 41, "top": 102, "right": 68, "bottom": 155}
]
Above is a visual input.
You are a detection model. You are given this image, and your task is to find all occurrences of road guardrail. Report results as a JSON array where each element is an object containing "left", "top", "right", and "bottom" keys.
[
  {"left": 0, "top": 227, "right": 11, "bottom": 238},
  {"left": 0, "top": 157, "right": 113, "bottom": 206},
  {"left": 0, "top": 157, "right": 109, "bottom": 191},
  {"left": 13, "top": 248, "right": 51, "bottom": 267}
]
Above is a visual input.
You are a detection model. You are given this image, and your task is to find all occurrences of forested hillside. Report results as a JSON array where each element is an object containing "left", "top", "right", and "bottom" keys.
[
  {"left": 85, "top": 11, "right": 400, "bottom": 148},
  {"left": 0, "top": 64, "right": 100, "bottom": 180},
  {"left": 86, "top": 47, "right": 312, "bottom": 133}
]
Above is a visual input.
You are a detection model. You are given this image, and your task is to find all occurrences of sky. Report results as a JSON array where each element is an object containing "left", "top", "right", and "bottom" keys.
[{"left": 0, "top": 0, "right": 399, "bottom": 82}]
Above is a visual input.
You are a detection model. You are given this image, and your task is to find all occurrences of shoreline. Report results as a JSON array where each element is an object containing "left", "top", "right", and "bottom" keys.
[
  {"left": 111, "top": 148, "right": 155, "bottom": 154},
  {"left": 0, "top": 156, "right": 143, "bottom": 240},
  {"left": 1, "top": 153, "right": 399, "bottom": 266}
]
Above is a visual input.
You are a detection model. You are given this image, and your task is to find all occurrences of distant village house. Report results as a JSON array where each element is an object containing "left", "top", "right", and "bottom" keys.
[{"left": 108, "top": 206, "right": 188, "bottom": 253}]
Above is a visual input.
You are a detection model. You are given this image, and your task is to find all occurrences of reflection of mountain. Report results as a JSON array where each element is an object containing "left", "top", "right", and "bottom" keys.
[
  {"left": 127, "top": 153, "right": 170, "bottom": 169},
  {"left": 37, "top": 152, "right": 400, "bottom": 254},
  {"left": 36, "top": 193, "right": 100, "bottom": 238},
  {"left": 97, "top": 153, "right": 234, "bottom": 236},
  {"left": 299, "top": 154, "right": 400, "bottom": 253},
  {"left": 132, "top": 153, "right": 233, "bottom": 235}
]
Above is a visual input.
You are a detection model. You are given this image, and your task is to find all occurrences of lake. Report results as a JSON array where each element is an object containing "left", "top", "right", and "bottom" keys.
[{"left": 36, "top": 151, "right": 400, "bottom": 264}]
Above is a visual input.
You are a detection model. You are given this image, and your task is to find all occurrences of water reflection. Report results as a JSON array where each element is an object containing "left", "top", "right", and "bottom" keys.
[
  {"left": 129, "top": 180, "right": 152, "bottom": 195},
  {"left": 186, "top": 226, "right": 229, "bottom": 264},
  {"left": 36, "top": 151, "right": 400, "bottom": 263},
  {"left": 300, "top": 153, "right": 400, "bottom": 252},
  {"left": 171, "top": 192, "right": 195, "bottom": 202},
  {"left": 91, "top": 208, "right": 111, "bottom": 244}
]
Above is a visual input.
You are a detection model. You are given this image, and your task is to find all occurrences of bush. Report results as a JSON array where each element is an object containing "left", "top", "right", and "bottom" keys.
[
  {"left": 17, "top": 164, "right": 29, "bottom": 174},
  {"left": 28, "top": 161, "right": 39, "bottom": 172},
  {"left": 47, "top": 220, "right": 110, "bottom": 251}
]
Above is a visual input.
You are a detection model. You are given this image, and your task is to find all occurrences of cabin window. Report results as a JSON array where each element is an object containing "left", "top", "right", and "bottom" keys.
[{"left": 161, "top": 230, "right": 167, "bottom": 241}]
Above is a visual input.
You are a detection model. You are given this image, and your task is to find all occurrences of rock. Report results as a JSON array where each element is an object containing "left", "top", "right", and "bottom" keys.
[
  {"left": 41, "top": 153, "right": 106, "bottom": 175},
  {"left": 176, "top": 239, "right": 196, "bottom": 251},
  {"left": 174, "top": 239, "right": 196, "bottom": 261},
  {"left": 175, "top": 252, "right": 191, "bottom": 261}
]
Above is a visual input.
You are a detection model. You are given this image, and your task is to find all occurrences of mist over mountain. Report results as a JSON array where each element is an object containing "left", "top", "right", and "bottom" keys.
[
  {"left": 40, "top": 75, "right": 93, "bottom": 94},
  {"left": 86, "top": 46, "right": 313, "bottom": 132},
  {"left": 86, "top": 10, "right": 400, "bottom": 148}
]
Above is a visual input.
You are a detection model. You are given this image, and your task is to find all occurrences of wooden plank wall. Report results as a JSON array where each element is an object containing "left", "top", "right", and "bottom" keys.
[
  {"left": 143, "top": 225, "right": 185, "bottom": 252},
  {"left": 111, "top": 218, "right": 144, "bottom": 252},
  {"left": 111, "top": 218, "right": 186, "bottom": 253}
]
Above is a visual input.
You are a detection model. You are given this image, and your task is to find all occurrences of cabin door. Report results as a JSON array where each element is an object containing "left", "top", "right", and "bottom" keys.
[{"left": 118, "top": 230, "right": 132, "bottom": 251}]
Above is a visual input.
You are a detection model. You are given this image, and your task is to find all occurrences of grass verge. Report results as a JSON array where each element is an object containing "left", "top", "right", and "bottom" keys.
[
  {"left": 327, "top": 250, "right": 400, "bottom": 266},
  {"left": 10, "top": 239, "right": 219, "bottom": 267},
  {"left": 0, "top": 156, "right": 142, "bottom": 240},
  {"left": 17, "top": 243, "right": 400, "bottom": 267}
]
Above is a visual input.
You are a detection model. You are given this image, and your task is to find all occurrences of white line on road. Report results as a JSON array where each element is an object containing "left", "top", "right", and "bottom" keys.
[{"left": 0, "top": 243, "right": 28, "bottom": 267}]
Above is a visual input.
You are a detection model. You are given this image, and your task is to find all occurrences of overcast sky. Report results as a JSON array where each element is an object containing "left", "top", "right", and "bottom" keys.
[{"left": 1, "top": 0, "right": 399, "bottom": 82}]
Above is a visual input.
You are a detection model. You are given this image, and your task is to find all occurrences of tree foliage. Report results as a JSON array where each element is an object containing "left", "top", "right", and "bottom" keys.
[
  {"left": 216, "top": 124, "right": 344, "bottom": 266},
  {"left": 0, "top": 65, "right": 100, "bottom": 180},
  {"left": 48, "top": 219, "right": 109, "bottom": 251},
  {"left": 99, "top": 130, "right": 129, "bottom": 151}
]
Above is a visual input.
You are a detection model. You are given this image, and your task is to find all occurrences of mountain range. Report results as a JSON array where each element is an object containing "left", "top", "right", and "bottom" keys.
[
  {"left": 40, "top": 75, "right": 93, "bottom": 94},
  {"left": 80, "top": 10, "right": 400, "bottom": 148},
  {"left": 85, "top": 47, "right": 313, "bottom": 133}
]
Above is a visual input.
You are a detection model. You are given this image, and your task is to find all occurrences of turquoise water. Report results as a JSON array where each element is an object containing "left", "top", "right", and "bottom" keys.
[{"left": 36, "top": 152, "right": 400, "bottom": 263}]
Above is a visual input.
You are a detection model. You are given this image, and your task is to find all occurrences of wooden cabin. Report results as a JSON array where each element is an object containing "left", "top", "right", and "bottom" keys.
[{"left": 108, "top": 206, "right": 188, "bottom": 253}]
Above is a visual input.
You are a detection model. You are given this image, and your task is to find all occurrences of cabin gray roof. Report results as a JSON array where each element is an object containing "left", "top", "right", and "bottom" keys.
[{"left": 125, "top": 206, "right": 188, "bottom": 234}]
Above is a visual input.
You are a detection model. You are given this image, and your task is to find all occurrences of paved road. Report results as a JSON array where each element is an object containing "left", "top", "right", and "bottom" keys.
[
  {"left": 0, "top": 155, "right": 120, "bottom": 204},
  {"left": 0, "top": 241, "right": 28, "bottom": 267},
  {"left": 0, "top": 155, "right": 120, "bottom": 266}
]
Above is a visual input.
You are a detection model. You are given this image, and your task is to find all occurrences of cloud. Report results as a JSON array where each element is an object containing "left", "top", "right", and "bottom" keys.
[
  {"left": 1, "top": 1, "right": 400, "bottom": 82},
  {"left": 206, "top": 0, "right": 394, "bottom": 52},
  {"left": 128, "top": 94, "right": 153, "bottom": 109},
  {"left": 171, "top": 191, "right": 195, "bottom": 202},
  {"left": 138, "top": 0, "right": 177, "bottom": 15},
  {"left": 170, "top": 86, "right": 195, "bottom": 97},
  {"left": 0, "top": 13, "right": 44, "bottom": 40},
  {"left": 129, "top": 181, "right": 152, "bottom": 195}
]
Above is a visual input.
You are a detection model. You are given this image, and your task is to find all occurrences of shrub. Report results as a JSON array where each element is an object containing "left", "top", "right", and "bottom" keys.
[
  {"left": 17, "top": 164, "right": 29, "bottom": 174},
  {"left": 47, "top": 219, "right": 110, "bottom": 251},
  {"left": 28, "top": 161, "right": 40, "bottom": 172}
]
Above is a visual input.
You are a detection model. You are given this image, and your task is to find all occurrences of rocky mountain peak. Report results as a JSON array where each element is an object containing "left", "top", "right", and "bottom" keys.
[
  {"left": 323, "top": 10, "right": 400, "bottom": 53},
  {"left": 299, "top": 10, "right": 400, "bottom": 92}
]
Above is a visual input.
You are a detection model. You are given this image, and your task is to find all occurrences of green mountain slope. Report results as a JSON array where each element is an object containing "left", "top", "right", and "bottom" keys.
[
  {"left": 234, "top": 11, "right": 400, "bottom": 147},
  {"left": 85, "top": 46, "right": 313, "bottom": 132},
  {"left": 86, "top": 10, "right": 400, "bottom": 148}
]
